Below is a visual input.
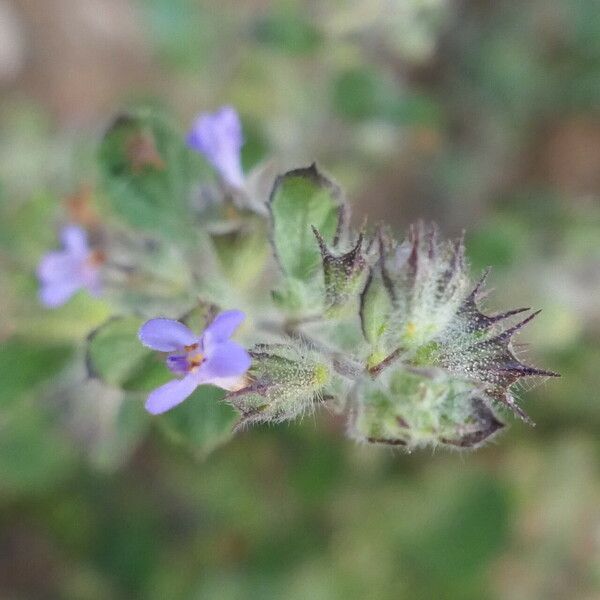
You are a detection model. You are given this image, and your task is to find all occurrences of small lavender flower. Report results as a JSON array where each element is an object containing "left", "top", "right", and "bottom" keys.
[
  {"left": 37, "top": 225, "right": 103, "bottom": 308},
  {"left": 186, "top": 106, "right": 245, "bottom": 189},
  {"left": 138, "top": 310, "right": 251, "bottom": 414}
]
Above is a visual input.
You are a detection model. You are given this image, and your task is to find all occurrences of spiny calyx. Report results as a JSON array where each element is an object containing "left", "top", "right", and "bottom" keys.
[
  {"left": 226, "top": 343, "right": 332, "bottom": 429},
  {"left": 350, "top": 368, "right": 504, "bottom": 449},
  {"left": 312, "top": 225, "right": 367, "bottom": 316},
  {"left": 360, "top": 221, "right": 559, "bottom": 427}
]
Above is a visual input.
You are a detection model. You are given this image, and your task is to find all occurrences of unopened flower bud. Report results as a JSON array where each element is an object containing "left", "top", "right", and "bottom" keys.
[{"left": 227, "top": 343, "right": 331, "bottom": 428}]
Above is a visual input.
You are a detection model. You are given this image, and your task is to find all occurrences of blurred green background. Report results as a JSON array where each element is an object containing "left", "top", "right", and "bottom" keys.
[{"left": 0, "top": 0, "right": 599, "bottom": 598}]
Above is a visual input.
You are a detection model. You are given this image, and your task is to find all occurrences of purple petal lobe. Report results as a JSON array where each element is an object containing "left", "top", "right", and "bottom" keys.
[
  {"left": 60, "top": 225, "right": 89, "bottom": 255},
  {"left": 37, "top": 251, "right": 80, "bottom": 283},
  {"left": 200, "top": 341, "right": 251, "bottom": 381},
  {"left": 203, "top": 310, "right": 245, "bottom": 348},
  {"left": 186, "top": 106, "right": 245, "bottom": 188},
  {"left": 39, "top": 279, "right": 81, "bottom": 308},
  {"left": 138, "top": 318, "right": 197, "bottom": 352},
  {"left": 37, "top": 225, "right": 102, "bottom": 307},
  {"left": 166, "top": 354, "right": 188, "bottom": 375},
  {"left": 145, "top": 375, "right": 199, "bottom": 415},
  {"left": 207, "top": 375, "right": 247, "bottom": 391}
]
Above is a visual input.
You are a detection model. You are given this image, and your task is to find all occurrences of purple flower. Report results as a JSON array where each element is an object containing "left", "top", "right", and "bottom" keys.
[
  {"left": 37, "top": 225, "right": 103, "bottom": 308},
  {"left": 186, "top": 106, "right": 245, "bottom": 189},
  {"left": 138, "top": 310, "right": 251, "bottom": 415}
]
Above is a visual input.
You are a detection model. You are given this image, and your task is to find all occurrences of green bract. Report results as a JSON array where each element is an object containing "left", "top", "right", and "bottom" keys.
[{"left": 269, "top": 164, "right": 343, "bottom": 282}]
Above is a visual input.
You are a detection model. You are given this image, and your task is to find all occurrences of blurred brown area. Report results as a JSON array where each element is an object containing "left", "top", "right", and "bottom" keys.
[
  {"left": 1, "top": 0, "right": 599, "bottom": 218},
  {"left": 2, "top": 0, "right": 153, "bottom": 123},
  {"left": 528, "top": 118, "right": 600, "bottom": 196}
]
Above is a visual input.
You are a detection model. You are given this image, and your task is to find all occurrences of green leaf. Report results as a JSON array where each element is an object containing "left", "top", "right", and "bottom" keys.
[
  {"left": 159, "top": 385, "right": 238, "bottom": 457},
  {"left": 86, "top": 316, "right": 171, "bottom": 391},
  {"left": 98, "top": 108, "right": 204, "bottom": 241},
  {"left": 212, "top": 222, "right": 270, "bottom": 289},
  {"left": 404, "top": 473, "right": 509, "bottom": 595},
  {"left": 0, "top": 338, "right": 74, "bottom": 411},
  {"left": 333, "top": 67, "right": 392, "bottom": 121},
  {"left": 0, "top": 192, "right": 58, "bottom": 257},
  {"left": 179, "top": 301, "right": 213, "bottom": 334},
  {"left": 121, "top": 353, "right": 173, "bottom": 392},
  {"left": 254, "top": 9, "right": 321, "bottom": 55},
  {"left": 271, "top": 277, "right": 320, "bottom": 314},
  {"left": 90, "top": 392, "right": 151, "bottom": 471},
  {"left": 0, "top": 406, "right": 76, "bottom": 496},
  {"left": 269, "top": 164, "right": 344, "bottom": 282}
]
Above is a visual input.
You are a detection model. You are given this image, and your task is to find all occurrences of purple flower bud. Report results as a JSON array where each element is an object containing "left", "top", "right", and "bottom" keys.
[
  {"left": 186, "top": 106, "right": 245, "bottom": 189},
  {"left": 138, "top": 310, "right": 251, "bottom": 415},
  {"left": 37, "top": 225, "right": 103, "bottom": 308}
]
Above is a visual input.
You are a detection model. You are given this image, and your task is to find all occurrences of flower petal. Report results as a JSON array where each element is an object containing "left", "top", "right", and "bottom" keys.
[
  {"left": 37, "top": 251, "right": 80, "bottom": 283},
  {"left": 209, "top": 374, "right": 249, "bottom": 392},
  {"left": 39, "top": 279, "right": 81, "bottom": 308},
  {"left": 166, "top": 354, "right": 188, "bottom": 375},
  {"left": 199, "top": 341, "right": 251, "bottom": 380},
  {"left": 60, "top": 225, "right": 89, "bottom": 255},
  {"left": 138, "top": 318, "right": 197, "bottom": 352},
  {"left": 145, "top": 375, "right": 199, "bottom": 415},
  {"left": 186, "top": 106, "right": 245, "bottom": 188},
  {"left": 203, "top": 310, "right": 245, "bottom": 347}
]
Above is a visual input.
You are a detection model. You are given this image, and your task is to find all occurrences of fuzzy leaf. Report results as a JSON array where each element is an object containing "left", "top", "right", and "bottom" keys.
[
  {"left": 98, "top": 109, "right": 204, "bottom": 241},
  {"left": 269, "top": 164, "right": 344, "bottom": 282},
  {"left": 82, "top": 386, "right": 151, "bottom": 471},
  {"left": 86, "top": 316, "right": 171, "bottom": 391},
  {"left": 0, "top": 405, "right": 76, "bottom": 495},
  {"left": 159, "top": 385, "right": 238, "bottom": 458}
]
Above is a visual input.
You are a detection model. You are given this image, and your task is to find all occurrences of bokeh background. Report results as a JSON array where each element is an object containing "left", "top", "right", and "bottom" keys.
[{"left": 1, "top": 0, "right": 599, "bottom": 598}]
